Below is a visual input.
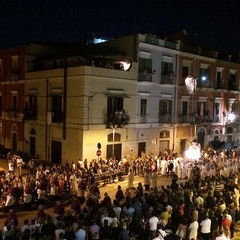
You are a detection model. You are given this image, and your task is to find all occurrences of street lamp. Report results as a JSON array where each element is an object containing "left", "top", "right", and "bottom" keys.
[{"left": 106, "top": 109, "right": 130, "bottom": 158}]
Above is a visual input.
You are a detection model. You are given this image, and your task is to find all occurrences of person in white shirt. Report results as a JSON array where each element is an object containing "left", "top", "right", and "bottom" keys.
[
  {"left": 200, "top": 213, "right": 211, "bottom": 240},
  {"left": 148, "top": 214, "right": 160, "bottom": 239},
  {"left": 188, "top": 217, "right": 199, "bottom": 240}
]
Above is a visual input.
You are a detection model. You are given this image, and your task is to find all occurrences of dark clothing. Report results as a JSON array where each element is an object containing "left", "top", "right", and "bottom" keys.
[
  {"left": 64, "top": 229, "right": 76, "bottom": 240},
  {"left": 100, "top": 225, "right": 112, "bottom": 240},
  {"left": 41, "top": 222, "right": 56, "bottom": 239},
  {"left": 115, "top": 189, "right": 124, "bottom": 202},
  {"left": 117, "top": 229, "right": 130, "bottom": 240}
]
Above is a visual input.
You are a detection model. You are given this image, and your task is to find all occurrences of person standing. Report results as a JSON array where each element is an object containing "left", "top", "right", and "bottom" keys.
[
  {"left": 127, "top": 169, "right": 134, "bottom": 189},
  {"left": 199, "top": 212, "right": 211, "bottom": 240},
  {"left": 188, "top": 216, "right": 199, "bottom": 240}
]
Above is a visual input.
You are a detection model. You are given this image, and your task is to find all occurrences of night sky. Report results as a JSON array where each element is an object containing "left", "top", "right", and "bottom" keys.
[{"left": 0, "top": 0, "right": 240, "bottom": 52}]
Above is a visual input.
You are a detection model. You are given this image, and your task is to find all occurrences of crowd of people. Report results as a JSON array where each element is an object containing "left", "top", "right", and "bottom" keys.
[{"left": 0, "top": 147, "right": 240, "bottom": 240}]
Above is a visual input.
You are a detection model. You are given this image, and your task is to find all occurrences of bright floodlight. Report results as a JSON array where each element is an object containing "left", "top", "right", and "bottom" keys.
[
  {"left": 201, "top": 76, "right": 207, "bottom": 81},
  {"left": 122, "top": 62, "right": 131, "bottom": 71},
  {"left": 185, "top": 142, "right": 201, "bottom": 161},
  {"left": 228, "top": 112, "right": 236, "bottom": 122}
]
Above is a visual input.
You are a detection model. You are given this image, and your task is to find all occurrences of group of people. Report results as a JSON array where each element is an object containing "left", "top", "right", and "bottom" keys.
[{"left": 0, "top": 147, "right": 240, "bottom": 240}]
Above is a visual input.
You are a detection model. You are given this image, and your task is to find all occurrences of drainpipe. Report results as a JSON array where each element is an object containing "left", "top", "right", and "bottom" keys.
[
  {"left": 45, "top": 79, "right": 49, "bottom": 161},
  {"left": 63, "top": 58, "right": 67, "bottom": 139}
]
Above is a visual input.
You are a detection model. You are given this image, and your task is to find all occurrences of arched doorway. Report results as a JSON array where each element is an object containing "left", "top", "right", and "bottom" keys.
[
  {"left": 106, "top": 132, "right": 122, "bottom": 160},
  {"left": 30, "top": 128, "right": 36, "bottom": 156}
]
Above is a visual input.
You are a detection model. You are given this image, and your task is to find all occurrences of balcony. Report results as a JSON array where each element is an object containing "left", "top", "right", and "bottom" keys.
[
  {"left": 23, "top": 108, "right": 37, "bottom": 120},
  {"left": 140, "top": 115, "right": 147, "bottom": 123},
  {"left": 159, "top": 114, "right": 173, "bottom": 123},
  {"left": 216, "top": 79, "right": 225, "bottom": 89},
  {"left": 6, "top": 109, "right": 19, "bottom": 118},
  {"left": 195, "top": 115, "right": 213, "bottom": 124},
  {"left": 228, "top": 84, "right": 238, "bottom": 91},
  {"left": 160, "top": 75, "right": 176, "bottom": 85},
  {"left": 52, "top": 111, "right": 63, "bottom": 123},
  {"left": 197, "top": 80, "right": 213, "bottom": 88},
  {"left": 138, "top": 72, "right": 153, "bottom": 82},
  {"left": 178, "top": 114, "right": 215, "bottom": 124},
  {"left": 106, "top": 110, "right": 130, "bottom": 128}
]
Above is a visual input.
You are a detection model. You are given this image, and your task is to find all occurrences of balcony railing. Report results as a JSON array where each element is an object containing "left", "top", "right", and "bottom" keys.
[
  {"left": 228, "top": 84, "right": 238, "bottom": 91},
  {"left": 178, "top": 114, "right": 216, "bottom": 123},
  {"left": 23, "top": 108, "right": 37, "bottom": 120},
  {"left": 216, "top": 80, "right": 225, "bottom": 89},
  {"left": 138, "top": 72, "right": 153, "bottom": 82},
  {"left": 106, "top": 111, "right": 130, "bottom": 128},
  {"left": 197, "top": 80, "right": 214, "bottom": 88},
  {"left": 52, "top": 111, "right": 63, "bottom": 123},
  {"left": 159, "top": 114, "right": 173, "bottom": 123},
  {"left": 160, "top": 75, "right": 176, "bottom": 84},
  {"left": 140, "top": 115, "right": 147, "bottom": 123},
  {"left": 6, "top": 109, "right": 19, "bottom": 118}
]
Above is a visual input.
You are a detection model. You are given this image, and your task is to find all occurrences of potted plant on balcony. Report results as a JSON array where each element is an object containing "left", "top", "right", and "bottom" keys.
[{"left": 105, "top": 110, "right": 130, "bottom": 128}]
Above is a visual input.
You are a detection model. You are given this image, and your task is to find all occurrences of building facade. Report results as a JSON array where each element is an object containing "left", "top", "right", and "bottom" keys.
[{"left": 0, "top": 33, "right": 239, "bottom": 163}]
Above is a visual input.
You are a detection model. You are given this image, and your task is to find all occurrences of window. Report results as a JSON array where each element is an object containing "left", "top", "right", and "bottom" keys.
[
  {"left": 52, "top": 95, "right": 62, "bottom": 122},
  {"left": 197, "top": 102, "right": 206, "bottom": 116},
  {"left": 216, "top": 71, "right": 224, "bottom": 89},
  {"left": 159, "top": 100, "right": 172, "bottom": 123},
  {"left": 159, "top": 100, "right": 172, "bottom": 115},
  {"left": 161, "top": 56, "right": 174, "bottom": 84},
  {"left": 29, "top": 95, "right": 37, "bottom": 109},
  {"left": 140, "top": 99, "right": 147, "bottom": 117},
  {"left": 11, "top": 55, "right": 19, "bottom": 73},
  {"left": 107, "top": 97, "right": 123, "bottom": 115},
  {"left": 24, "top": 95, "right": 37, "bottom": 120},
  {"left": 199, "top": 67, "right": 210, "bottom": 87},
  {"left": 213, "top": 102, "right": 220, "bottom": 122},
  {"left": 140, "top": 99, "right": 147, "bottom": 123},
  {"left": 229, "top": 72, "right": 237, "bottom": 90},
  {"left": 181, "top": 101, "right": 188, "bottom": 116},
  {"left": 11, "top": 55, "right": 19, "bottom": 81},
  {"left": 139, "top": 57, "right": 152, "bottom": 73},
  {"left": 12, "top": 95, "right": 17, "bottom": 110},
  {"left": 182, "top": 66, "right": 189, "bottom": 79},
  {"left": 161, "top": 62, "right": 173, "bottom": 76}
]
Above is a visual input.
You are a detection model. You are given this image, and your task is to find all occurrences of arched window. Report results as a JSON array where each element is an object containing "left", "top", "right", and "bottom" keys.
[
  {"left": 159, "top": 130, "right": 170, "bottom": 138},
  {"left": 108, "top": 133, "right": 121, "bottom": 142}
]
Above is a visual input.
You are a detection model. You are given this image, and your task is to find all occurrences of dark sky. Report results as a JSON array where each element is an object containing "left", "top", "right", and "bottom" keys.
[{"left": 0, "top": 0, "right": 240, "bottom": 52}]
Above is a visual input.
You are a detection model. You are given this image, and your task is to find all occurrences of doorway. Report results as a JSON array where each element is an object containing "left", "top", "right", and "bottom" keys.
[
  {"left": 106, "top": 143, "right": 122, "bottom": 160},
  {"left": 138, "top": 142, "right": 146, "bottom": 157},
  {"left": 159, "top": 140, "right": 169, "bottom": 154},
  {"left": 51, "top": 140, "right": 62, "bottom": 164}
]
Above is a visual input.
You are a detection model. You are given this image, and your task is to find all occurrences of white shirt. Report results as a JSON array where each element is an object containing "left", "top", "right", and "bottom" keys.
[
  {"left": 188, "top": 220, "right": 199, "bottom": 239},
  {"left": 200, "top": 218, "right": 211, "bottom": 233},
  {"left": 148, "top": 216, "right": 159, "bottom": 231}
]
